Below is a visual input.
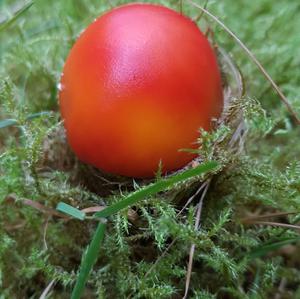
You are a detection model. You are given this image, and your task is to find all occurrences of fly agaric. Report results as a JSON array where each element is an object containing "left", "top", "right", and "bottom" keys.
[{"left": 59, "top": 3, "right": 223, "bottom": 178}]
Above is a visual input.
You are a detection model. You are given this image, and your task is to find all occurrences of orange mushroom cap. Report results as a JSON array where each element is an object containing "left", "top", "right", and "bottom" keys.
[{"left": 59, "top": 3, "right": 223, "bottom": 178}]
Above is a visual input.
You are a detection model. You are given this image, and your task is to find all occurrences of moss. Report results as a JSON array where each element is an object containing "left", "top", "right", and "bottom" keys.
[{"left": 0, "top": 0, "right": 300, "bottom": 298}]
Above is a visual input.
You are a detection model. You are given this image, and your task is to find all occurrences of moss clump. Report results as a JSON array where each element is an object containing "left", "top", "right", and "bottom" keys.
[{"left": 1, "top": 0, "right": 300, "bottom": 298}]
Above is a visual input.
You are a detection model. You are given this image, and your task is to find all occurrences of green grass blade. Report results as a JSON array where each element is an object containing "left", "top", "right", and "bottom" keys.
[
  {"left": 26, "top": 111, "right": 51, "bottom": 120},
  {"left": 70, "top": 161, "right": 217, "bottom": 298},
  {"left": 56, "top": 202, "right": 85, "bottom": 220},
  {"left": 71, "top": 222, "right": 107, "bottom": 299},
  {"left": 248, "top": 237, "right": 300, "bottom": 259},
  {"left": 0, "top": 1, "right": 34, "bottom": 32},
  {"left": 0, "top": 118, "right": 17, "bottom": 129},
  {"left": 0, "top": 111, "right": 51, "bottom": 129},
  {"left": 95, "top": 161, "right": 219, "bottom": 219}
]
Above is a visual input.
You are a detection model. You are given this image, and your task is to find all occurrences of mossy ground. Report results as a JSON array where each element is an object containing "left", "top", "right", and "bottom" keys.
[{"left": 0, "top": 0, "right": 300, "bottom": 298}]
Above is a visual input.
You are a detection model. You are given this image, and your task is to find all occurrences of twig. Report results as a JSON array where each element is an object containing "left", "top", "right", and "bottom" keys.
[
  {"left": 5, "top": 194, "right": 69, "bottom": 219},
  {"left": 81, "top": 206, "right": 105, "bottom": 214},
  {"left": 276, "top": 214, "right": 300, "bottom": 238},
  {"left": 43, "top": 216, "right": 50, "bottom": 251},
  {"left": 176, "top": 182, "right": 208, "bottom": 217},
  {"left": 250, "top": 221, "right": 300, "bottom": 231},
  {"left": 274, "top": 278, "right": 287, "bottom": 299},
  {"left": 218, "top": 46, "right": 245, "bottom": 100},
  {"left": 192, "top": 0, "right": 209, "bottom": 22},
  {"left": 183, "top": 181, "right": 210, "bottom": 299},
  {"left": 179, "top": 0, "right": 183, "bottom": 14},
  {"left": 144, "top": 238, "right": 178, "bottom": 278},
  {"left": 141, "top": 181, "right": 210, "bottom": 282},
  {"left": 242, "top": 211, "right": 298, "bottom": 223},
  {"left": 39, "top": 279, "right": 56, "bottom": 299},
  {"left": 106, "top": 0, "right": 114, "bottom": 9},
  {"left": 185, "top": 0, "right": 300, "bottom": 125}
]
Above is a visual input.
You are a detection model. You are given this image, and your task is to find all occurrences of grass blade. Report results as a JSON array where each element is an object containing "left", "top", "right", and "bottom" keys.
[
  {"left": 71, "top": 221, "right": 107, "bottom": 299},
  {"left": 26, "top": 111, "right": 51, "bottom": 120},
  {"left": 0, "top": 111, "right": 51, "bottom": 129},
  {"left": 249, "top": 237, "right": 300, "bottom": 259},
  {"left": 72, "top": 162, "right": 217, "bottom": 298},
  {"left": 56, "top": 202, "right": 85, "bottom": 220},
  {"left": 0, "top": 118, "right": 17, "bottom": 129},
  {"left": 0, "top": 1, "right": 34, "bottom": 32},
  {"left": 95, "top": 161, "right": 219, "bottom": 218}
]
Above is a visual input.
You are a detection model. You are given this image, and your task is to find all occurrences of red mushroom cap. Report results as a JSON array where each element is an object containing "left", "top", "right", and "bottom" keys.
[{"left": 59, "top": 3, "right": 223, "bottom": 178}]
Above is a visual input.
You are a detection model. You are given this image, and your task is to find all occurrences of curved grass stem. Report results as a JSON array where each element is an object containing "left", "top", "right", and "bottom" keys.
[{"left": 186, "top": 0, "right": 300, "bottom": 125}]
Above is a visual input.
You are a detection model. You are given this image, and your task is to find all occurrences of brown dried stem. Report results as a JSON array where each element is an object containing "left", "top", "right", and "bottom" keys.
[
  {"left": 183, "top": 180, "right": 210, "bottom": 299},
  {"left": 242, "top": 211, "right": 298, "bottom": 223},
  {"left": 250, "top": 221, "right": 300, "bottom": 231}
]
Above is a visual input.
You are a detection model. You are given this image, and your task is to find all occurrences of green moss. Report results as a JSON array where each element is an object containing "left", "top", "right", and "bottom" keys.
[{"left": 0, "top": 0, "right": 299, "bottom": 298}]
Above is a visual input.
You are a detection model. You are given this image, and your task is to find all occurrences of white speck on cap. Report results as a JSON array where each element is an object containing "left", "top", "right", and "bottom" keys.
[{"left": 57, "top": 83, "right": 64, "bottom": 91}]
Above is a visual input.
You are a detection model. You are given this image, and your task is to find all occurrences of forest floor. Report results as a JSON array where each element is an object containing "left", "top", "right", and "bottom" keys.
[{"left": 0, "top": 0, "right": 300, "bottom": 298}]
